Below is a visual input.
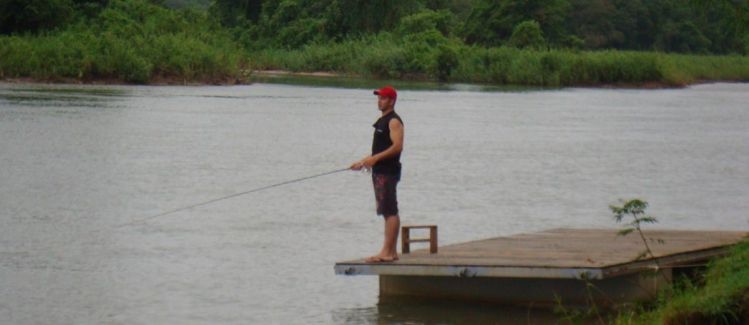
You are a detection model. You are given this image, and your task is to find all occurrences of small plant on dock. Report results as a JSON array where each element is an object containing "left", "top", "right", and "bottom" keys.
[
  {"left": 611, "top": 198, "right": 671, "bottom": 301},
  {"left": 610, "top": 199, "right": 663, "bottom": 262}
]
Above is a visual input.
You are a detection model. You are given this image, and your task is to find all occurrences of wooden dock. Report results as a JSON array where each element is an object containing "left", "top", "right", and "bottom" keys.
[{"left": 335, "top": 228, "right": 747, "bottom": 305}]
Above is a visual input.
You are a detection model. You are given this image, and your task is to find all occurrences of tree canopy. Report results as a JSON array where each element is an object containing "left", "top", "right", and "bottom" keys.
[
  {"left": 1, "top": 0, "right": 747, "bottom": 54},
  {"left": 211, "top": 0, "right": 749, "bottom": 54}
]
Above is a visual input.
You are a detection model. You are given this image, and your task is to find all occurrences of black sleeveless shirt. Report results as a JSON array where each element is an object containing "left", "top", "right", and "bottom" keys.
[{"left": 372, "top": 111, "right": 403, "bottom": 175}]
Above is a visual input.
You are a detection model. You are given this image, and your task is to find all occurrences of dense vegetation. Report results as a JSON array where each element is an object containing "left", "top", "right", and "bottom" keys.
[
  {"left": 616, "top": 239, "right": 749, "bottom": 324},
  {"left": 0, "top": 0, "right": 242, "bottom": 83},
  {"left": 207, "top": 0, "right": 748, "bottom": 54},
  {"left": 0, "top": 0, "right": 747, "bottom": 85}
]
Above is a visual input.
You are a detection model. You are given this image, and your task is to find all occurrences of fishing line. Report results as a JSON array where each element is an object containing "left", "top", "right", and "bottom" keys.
[{"left": 117, "top": 167, "right": 351, "bottom": 228}]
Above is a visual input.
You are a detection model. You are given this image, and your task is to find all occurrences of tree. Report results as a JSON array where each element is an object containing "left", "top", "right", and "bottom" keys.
[
  {"left": 462, "top": 0, "right": 570, "bottom": 47},
  {"left": 689, "top": 0, "right": 749, "bottom": 54},
  {"left": 0, "top": 0, "right": 75, "bottom": 34},
  {"left": 210, "top": 0, "right": 263, "bottom": 26},
  {"left": 73, "top": 0, "right": 111, "bottom": 18},
  {"left": 508, "top": 19, "right": 546, "bottom": 49},
  {"left": 322, "top": 0, "right": 422, "bottom": 36},
  {"left": 397, "top": 9, "right": 455, "bottom": 37},
  {"left": 655, "top": 21, "right": 711, "bottom": 53},
  {"left": 163, "top": 0, "right": 212, "bottom": 9},
  {"left": 566, "top": 0, "right": 617, "bottom": 49},
  {"left": 433, "top": 43, "right": 459, "bottom": 81}
]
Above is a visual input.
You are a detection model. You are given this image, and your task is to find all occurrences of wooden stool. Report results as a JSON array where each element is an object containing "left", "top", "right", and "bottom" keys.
[{"left": 401, "top": 225, "right": 438, "bottom": 254}]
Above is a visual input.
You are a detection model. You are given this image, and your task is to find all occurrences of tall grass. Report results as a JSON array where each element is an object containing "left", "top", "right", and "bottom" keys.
[
  {"left": 660, "top": 54, "right": 749, "bottom": 85},
  {"left": 451, "top": 47, "right": 668, "bottom": 86},
  {"left": 250, "top": 37, "right": 749, "bottom": 87},
  {"left": 0, "top": 0, "right": 244, "bottom": 84},
  {"left": 615, "top": 239, "right": 749, "bottom": 324}
]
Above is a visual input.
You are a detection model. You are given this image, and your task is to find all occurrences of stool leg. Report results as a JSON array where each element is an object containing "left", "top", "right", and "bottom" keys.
[
  {"left": 429, "top": 226, "right": 438, "bottom": 254},
  {"left": 401, "top": 227, "right": 410, "bottom": 254}
]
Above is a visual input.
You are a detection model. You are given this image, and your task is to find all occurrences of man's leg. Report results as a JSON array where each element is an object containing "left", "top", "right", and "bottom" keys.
[
  {"left": 366, "top": 215, "right": 400, "bottom": 262},
  {"left": 382, "top": 214, "right": 400, "bottom": 259},
  {"left": 367, "top": 174, "right": 400, "bottom": 262}
]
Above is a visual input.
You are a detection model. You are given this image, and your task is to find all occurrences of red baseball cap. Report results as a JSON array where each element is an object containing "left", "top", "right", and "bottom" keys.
[{"left": 373, "top": 86, "right": 397, "bottom": 99}]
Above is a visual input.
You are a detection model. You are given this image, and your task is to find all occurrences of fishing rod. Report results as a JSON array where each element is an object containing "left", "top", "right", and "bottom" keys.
[{"left": 117, "top": 167, "right": 351, "bottom": 228}]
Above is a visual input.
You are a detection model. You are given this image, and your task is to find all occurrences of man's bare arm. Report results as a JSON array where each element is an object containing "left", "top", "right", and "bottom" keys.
[
  {"left": 371, "top": 118, "right": 403, "bottom": 162},
  {"left": 350, "top": 118, "right": 404, "bottom": 170}
]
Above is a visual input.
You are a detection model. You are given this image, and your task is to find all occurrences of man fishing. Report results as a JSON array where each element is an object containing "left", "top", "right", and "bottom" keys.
[{"left": 350, "top": 86, "right": 404, "bottom": 263}]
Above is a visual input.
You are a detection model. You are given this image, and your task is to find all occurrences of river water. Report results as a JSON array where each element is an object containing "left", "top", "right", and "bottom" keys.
[{"left": 0, "top": 81, "right": 747, "bottom": 324}]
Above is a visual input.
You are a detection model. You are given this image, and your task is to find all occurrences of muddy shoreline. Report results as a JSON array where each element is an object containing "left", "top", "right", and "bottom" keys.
[{"left": 1, "top": 69, "right": 739, "bottom": 89}]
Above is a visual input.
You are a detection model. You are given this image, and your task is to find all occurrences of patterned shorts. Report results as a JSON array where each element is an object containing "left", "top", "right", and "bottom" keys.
[{"left": 372, "top": 173, "right": 400, "bottom": 217}]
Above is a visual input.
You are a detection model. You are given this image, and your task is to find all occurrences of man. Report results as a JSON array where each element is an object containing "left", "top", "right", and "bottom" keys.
[{"left": 350, "top": 85, "right": 404, "bottom": 263}]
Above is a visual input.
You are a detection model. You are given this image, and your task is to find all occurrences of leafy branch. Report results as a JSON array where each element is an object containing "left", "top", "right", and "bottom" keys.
[
  {"left": 610, "top": 199, "right": 663, "bottom": 262},
  {"left": 610, "top": 198, "right": 672, "bottom": 300}
]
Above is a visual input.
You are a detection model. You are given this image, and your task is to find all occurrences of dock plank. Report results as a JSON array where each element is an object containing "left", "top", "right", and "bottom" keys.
[{"left": 335, "top": 228, "right": 747, "bottom": 279}]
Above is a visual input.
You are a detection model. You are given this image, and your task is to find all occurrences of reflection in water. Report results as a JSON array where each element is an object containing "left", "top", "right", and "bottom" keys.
[
  {"left": 331, "top": 306, "right": 379, "bottom": 324},
  {"left": 16, "top": 86, "right": 128, "bottom": 96},
  {"left": 250, "top": 74, "right": 541, "bottom": 92},
  {"left": 0, "top": 85, "right": 126, "bottom": 108},
  {"left": 332, "top": 297, "right": 572, "bottom": 325}
]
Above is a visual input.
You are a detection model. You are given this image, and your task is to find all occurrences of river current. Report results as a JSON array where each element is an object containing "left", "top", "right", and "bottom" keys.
[{"left": 1, "top": 81, "right": 747, "bottom": 324}]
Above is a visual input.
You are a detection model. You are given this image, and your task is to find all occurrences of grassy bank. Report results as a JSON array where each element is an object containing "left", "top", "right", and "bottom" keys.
[
  {"left": 250, "top": 39, "right": 749, "bottom": 87},
  {"left": 615, "top": 239, "right": 749, "bottom": 324},
  {"left": 1, "top": 0, "right": 748, "bottom": 86},
  {"left": 0, "top": 0, "right": 244, "bottom": 84}
]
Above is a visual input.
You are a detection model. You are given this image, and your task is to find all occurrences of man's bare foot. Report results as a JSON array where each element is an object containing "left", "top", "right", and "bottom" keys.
[{"left": 365, "top": 254, "right": 399, "bottom": 263}]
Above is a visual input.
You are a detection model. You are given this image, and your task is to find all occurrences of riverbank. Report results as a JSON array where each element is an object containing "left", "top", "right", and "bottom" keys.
[
  {"left": 3, "top": 52, "right": 748, "bottom": 89},
  {"left": 2, "top": 1, "right": 748, "bottom": 89},
  {"left": 2, "top": 65, "right": 747, "bottom": 90},
  {"left": 249, "top": 43, "right": 749, "bottom": 88},
  {"left": 613, "top": 239, "right": 749, "bottom": 324}
]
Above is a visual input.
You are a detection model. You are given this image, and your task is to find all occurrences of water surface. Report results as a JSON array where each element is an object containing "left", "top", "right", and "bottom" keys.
[{"left": 1, "top": 81, "right": 747, "bottom": 324}]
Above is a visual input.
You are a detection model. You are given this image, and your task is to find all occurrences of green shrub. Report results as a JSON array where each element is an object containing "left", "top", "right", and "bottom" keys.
[
  {"left": 617, "top": 240, "right": 749, "bottom": 324},
  {"left": 539, "top": 52, "right": 562, "bottom": 86},
  {"left": 0, "top": 36, "right": 31, "bottom": 77},
  {"left": 275, "top": 18, "right": 326, "bottom": 49},
  {"left": 432, "top": 44, "right": 459, "bottom": 81},
  {"left": 361, "top": 46, "right": 408, "bottom": 79},
  {"left": 303, "top": 41, "right": 362, "bottom": 72},
  {"left": 397, "top": 9, "right": 455, "bottom": 37},
  {"left": 508, "top": 20, "right": 546, "bottom": 50},
  {"left": 401, "top": 31, "right": 445, "bottom": 75},
  {"left": 484, "top": 47, "right": 515, "bottom": 84},
  {"left": 0, "top": 0, "right": 243, "bottom": 83}
]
